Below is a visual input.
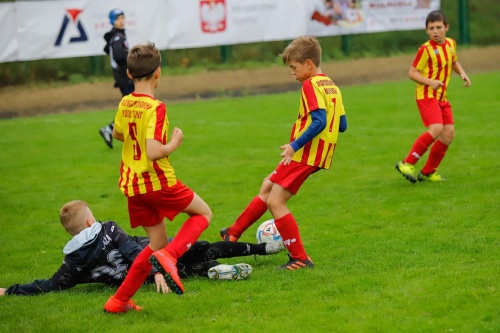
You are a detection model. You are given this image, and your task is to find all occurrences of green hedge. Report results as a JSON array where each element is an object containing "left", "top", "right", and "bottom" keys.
[{"left": 1, "top": 0, "right": 498, "bottom": 87}]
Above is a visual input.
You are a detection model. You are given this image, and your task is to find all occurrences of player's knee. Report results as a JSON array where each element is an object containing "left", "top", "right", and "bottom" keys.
[
  {"left": 428, "top": 124, "right": 444, "bottom": 138},
  {"left": 266, "top": 199, "right": 283, "bottom": 215},
  {"left": 441, "top": 129, "right": 455, "bottom": 145},
  {"left": 203, "top": 208, "right": 213, "bottom": 224}
]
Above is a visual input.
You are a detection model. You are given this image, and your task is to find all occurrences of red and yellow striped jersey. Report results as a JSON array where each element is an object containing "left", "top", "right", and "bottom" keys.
[
  {"left": 412, "top": 37, "right": 457, "bottom": 101},
  {"left": 290, "top": 74, "right": 346, "bottom": 170},
  {"left": 114, "top": 93, "right": 177, "bottom": 197}
]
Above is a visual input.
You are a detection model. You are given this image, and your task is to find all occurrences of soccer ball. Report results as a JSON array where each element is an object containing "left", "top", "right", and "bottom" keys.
[{"left": 256, "top": 219, "right": 283, "bottom": 244}]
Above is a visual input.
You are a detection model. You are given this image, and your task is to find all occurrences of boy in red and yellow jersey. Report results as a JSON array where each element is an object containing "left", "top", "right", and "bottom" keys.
[
  {"left": 103, "top": 43, "right": 212, "bottom": 313},
  {"left": 395, "top": 10, "right": 471, "bottom": 183},
  {"left": 220, "top": 35, "right": 347, "bottom": 270}
]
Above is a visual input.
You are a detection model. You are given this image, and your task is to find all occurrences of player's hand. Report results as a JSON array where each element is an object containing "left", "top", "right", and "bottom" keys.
[
  {"left": 279, "top": 144, "right": 295, "bottom": 165},
  {"left": 170, "top": 127, "right": 183, "bottom": 147},
  {"left": 154, "top": 273, "right": 172, "bottom": 294},
  {"left": 429, "top": 79, "right": 444, "bottom": 90},
  {"left": 461, "top": 73, "right": 471, "bottom": 87},
  {"left": 0, "top": 288, "right": 6, "bottom": 296}
]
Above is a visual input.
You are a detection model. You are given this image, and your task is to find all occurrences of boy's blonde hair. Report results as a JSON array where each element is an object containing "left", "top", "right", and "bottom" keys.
[
  {"left": 127, "top": 42, "right": 161, "bottom": 81},
  {"left": 60, "top": 200, "right": 90, "bottom": 236},
  {"left": 279, "top": 35, "right": 322, "bottom": 67}
]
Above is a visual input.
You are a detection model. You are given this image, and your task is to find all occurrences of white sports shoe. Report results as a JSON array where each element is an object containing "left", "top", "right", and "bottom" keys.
[
  {"left": 207, "top": 264, "right": 252, "bottom": 280},
  {"left": 265, "top": 240, "right": 285, "bottom": 254}
]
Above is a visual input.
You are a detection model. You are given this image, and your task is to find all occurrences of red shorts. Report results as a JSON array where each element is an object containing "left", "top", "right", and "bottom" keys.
[
  {"left": 269, "top": 161, "right": 320, "bottom": 195},
  {"left": 127, "top": 180, "right": 194, "bottom": 228},
  {"left": 416, "top": 98, "right": 454, "bottom": 127}
]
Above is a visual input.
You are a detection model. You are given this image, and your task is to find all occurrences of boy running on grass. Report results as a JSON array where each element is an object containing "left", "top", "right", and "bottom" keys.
[
  {"left": 220, "top": 35, "right": 347, "bottom": 270},
  {"left": 103, "top": 42, "right": 212, "bottom": 313},
  {"left": 395, "top": 10, "right": 471, "bottom": 183}
]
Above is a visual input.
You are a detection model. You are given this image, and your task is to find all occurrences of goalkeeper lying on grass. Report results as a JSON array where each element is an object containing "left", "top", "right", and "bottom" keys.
[{"left": 1, "top": 200, "right": 284, "bottom": 296}]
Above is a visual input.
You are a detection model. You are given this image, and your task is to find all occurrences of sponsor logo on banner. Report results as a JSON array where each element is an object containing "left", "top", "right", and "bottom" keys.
[
  {"left": 200, "top": 0, "right": 226, "bottom": 33},
  {"left": 54, "top": 9, "right": 88, "bottom": 46}
]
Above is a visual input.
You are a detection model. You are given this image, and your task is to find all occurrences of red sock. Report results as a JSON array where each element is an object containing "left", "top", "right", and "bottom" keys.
[
  {"left": 229, "top": 196, "right": 268, "bottom": 238},
  {"left": 114, "top": 245, "right": 153, "bottom": 302},
  {"left": 165, "top": 215, "right": 209, "bottom": 259},
  {"left": 421, "top": 140, "right": 449, "bottom": 174},
  {"left": 404, "top": 132, "right": 435, "bottom": 165},
  {"left": 274, "top": 213, "right": 307, "bottom": 261}
]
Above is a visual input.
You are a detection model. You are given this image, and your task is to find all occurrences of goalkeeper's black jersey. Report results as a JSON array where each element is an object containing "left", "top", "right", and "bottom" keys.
[
  {"left": 5, "top": 222, "right": 269, "bottom": 296},
  {"left": 5, "top": 221, "right": 152, "bottom": 296}
]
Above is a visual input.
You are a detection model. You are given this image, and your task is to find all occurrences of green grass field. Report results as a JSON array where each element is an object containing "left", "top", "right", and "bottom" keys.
[{"left": 0, "top": 72, "right": 498, "bottom": 333}]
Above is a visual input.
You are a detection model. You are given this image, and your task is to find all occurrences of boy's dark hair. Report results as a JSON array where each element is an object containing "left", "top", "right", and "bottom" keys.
[
  {"left": 127, "top": 42, "right": 161, "bottom": 80},
  {"left": 279, "top": 35, "right": 322, "bottom": 67},
  {"left": 426, "top": 10, "right": 448, "bottom": 27}
]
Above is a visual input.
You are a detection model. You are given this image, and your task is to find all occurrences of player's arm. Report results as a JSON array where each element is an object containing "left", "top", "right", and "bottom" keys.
[
  {"left": 118, "top": 236, "right": 145, "bottom": 262},
  {"left": 408, "top": 66, "right": 443, "bottom": 90},
  {"left": 112, "top": 36, "right": 129, "bottom": 67},
  {"left": 280, "top": 109, "right": 326, "bottom": 165},
  {"left": 1, "top": 279, "right": 61, "bottom": 296},
  {"left": 112, "top": 127, "right": 124, "bottom": 142},
  {"left": 290, "top": 109, "right": 327, "bottom": 151},
  {"left": 118, "top": 235, "right": 169, "bottom": 292},
  {"left": 339, "top": 115, "right": 347, "bottom": 133},
  {"left": 146, "top": 127, "right": 183, "bottom": 161},
  {"left": 110, "top": 223, "right": 168, "bottom": 293},
  {"left": 107, "top": 222, "right": 144, "bottom": 263},
  {"left": 452, "top": 61, "right": 471, "bottom": 87},
  {"left": 2, "top": 263, "right": 77, "bottom": 296}
]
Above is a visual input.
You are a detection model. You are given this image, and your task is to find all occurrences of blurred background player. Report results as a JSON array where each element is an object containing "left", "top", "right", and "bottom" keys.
[
  {"left": 99, "top": 8, "right": 134, "bottom": 149},
  {"left": 311, "top": 0, "right": 342, "bottom": 26},
  {"left": 0, "top": 200, "right": 283, "bottom": 296},
  {"left": 395, "top": 10, "right": 471, "bottom": 183},
  {"left": 220, "top": 36, "right": 347, "bottom": 271}
]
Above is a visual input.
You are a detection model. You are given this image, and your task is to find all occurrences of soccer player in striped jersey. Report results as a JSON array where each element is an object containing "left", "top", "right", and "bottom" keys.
[
  {"left": 103, "top": 43, "right": 212, "bottom": 313},
  {"left": 220, "top": 35, "right": 348, "bottom": 270},
  {"left": 395, "top": 10, "right": 471, "bottom": 183}
]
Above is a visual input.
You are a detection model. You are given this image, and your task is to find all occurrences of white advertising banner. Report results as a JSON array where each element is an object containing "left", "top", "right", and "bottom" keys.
[
  {"left": 307, "top": 0, "right": 441, "bottom": 36},
  {"left": 0, "top": 3, "right": 18, "bottom": 62},
  {"left": 0, "top": 0, "right": 441, "bottom": 63},
  {"left": 165, "top": 0, "right": 307, "bottom": 49},
  {"left": 15, "top": 0, "right": 167, "bottom": 61}
]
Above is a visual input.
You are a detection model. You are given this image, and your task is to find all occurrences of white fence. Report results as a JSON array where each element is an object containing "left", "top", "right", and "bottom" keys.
[{"left": 0, "top": 0, "right": 440, "bottom": 62}]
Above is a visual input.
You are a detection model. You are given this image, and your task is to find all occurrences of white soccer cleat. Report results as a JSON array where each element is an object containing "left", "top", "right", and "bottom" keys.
[
  {"left": 265, "top": 240, "right": 285, "bottom": 254},
  {"left": 207, "top": 264, "right": 252, "bottom": 280}
]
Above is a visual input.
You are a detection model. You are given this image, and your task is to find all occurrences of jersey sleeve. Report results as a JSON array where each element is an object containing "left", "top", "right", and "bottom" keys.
[
  {"left": 338, "top": 90, "right": 346, "bottom": 116},
  {"left": 112, "top": 34, "right": 128, "bottom": 67},
  {"left": 412, "top": 45, "right": 429, "bottom": 71},
  {"left": 107, "top": 221, "right": 145, "bottom": 264},
  {"left": 114, "top": 103, "right": 123, "bottom": 134},
  {"left": 5, "top": 261, "right": 77, "bottom": 296},
  {"left": 450, "top": 38, "right": 458, "bottom": 64},
  {"left": 302, "top": 80, "right": 321, "bottom": 112},
  {"left": 5, "top": 278, "right": 61, "bottom": 296},
  {"left": 118, "top": 238, "right": 146, "bottom": 263},
  {"left": 146, "top": 103, "right": 167, "bottom": 142}
]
